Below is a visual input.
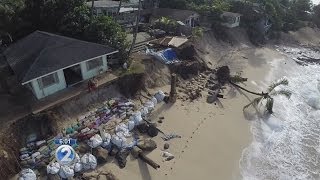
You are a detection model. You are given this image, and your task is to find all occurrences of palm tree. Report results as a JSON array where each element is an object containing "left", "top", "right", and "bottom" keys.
[
  {"left": 127, "top": 0, "right": 141, "bottom": 57},
  {"left": 215, "top": 66, "right": 291, "bottom": 114},
  {"left": 230, "top": 78, "right": 291, "bottom": 114}
]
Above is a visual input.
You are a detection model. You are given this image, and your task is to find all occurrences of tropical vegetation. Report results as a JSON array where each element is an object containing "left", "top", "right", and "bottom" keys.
[{"left": 0, "top": 0, "right": 128, "bottom": 61}]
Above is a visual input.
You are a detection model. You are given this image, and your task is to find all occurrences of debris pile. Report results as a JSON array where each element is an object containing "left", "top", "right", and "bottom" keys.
[
  {"left": 177, "top": 72, "right": 210, "bottom": 101},
  {"left": 17, "top": 90, "right": 167, "bottom": 179}
]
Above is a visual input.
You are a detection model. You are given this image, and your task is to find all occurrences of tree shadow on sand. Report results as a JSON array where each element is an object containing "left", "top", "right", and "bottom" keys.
[
  {"left": 149, "top": 103, "right": 173, "bottom": 120},
  {"left": 138, "top": 159, "right": 152, "bottom": 180}
]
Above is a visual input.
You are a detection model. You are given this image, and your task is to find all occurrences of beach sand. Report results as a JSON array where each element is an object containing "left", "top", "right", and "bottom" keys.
[{"left": 97, "top": 46, "right": 287, "bottom": 180}]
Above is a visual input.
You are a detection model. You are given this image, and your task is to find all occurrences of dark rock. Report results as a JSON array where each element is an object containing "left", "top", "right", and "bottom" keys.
[
  {"left": 207, "top": 95, "right": 216, "bottom": 104},
  {"left": 216, "top": 66, "right": 230, "bottom": 84},
  {"left": 77, "top": 142, "right": 90, "bottom": 154},
  {"left": 157, "top": 119, "right": 163, "bottom": 123},
  {"left": 165, "top": 156, "right": 174, "bottom": 161},
  {"left": 147, "top": 125, "right": 158, "bottom": 137},
  {"left": 137, "top": 139, "right": 157, "bottom": 151},
  {"left": 163, "top": 96, "right": 170, "bottom": 103},
  {"left": 93, "top": 147, "right": 109, "bottom": 164},
  {"left": 164, "top": 143, "right": 170, "bottom": 150},
  {"left": 137, "top": 122, "right": 149, "bottom": 133},
  {"left": 109, "top": 146, "right": 119, "bottom": 156},
  {"left": 159, "top": 116, "right": 165, "bottom": 120},
  {"left": 115, "top": 149, "right": 130, "bottom": 169}
]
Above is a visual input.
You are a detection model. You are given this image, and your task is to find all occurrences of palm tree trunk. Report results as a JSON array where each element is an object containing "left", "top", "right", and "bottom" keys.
[
  {"left": 229, "top": 81, "right": 268, "bottom": 97},
  {"left": 117, "top": 0, "right": 123, "bottom": 15},
  {"left": 91, "top": 0, "right": 95, "bottom": 18},
  {"left": 127, "top": 0, "right": 141, "bottom": 56}
]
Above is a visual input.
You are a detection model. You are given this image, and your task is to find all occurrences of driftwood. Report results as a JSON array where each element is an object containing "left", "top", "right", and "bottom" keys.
[{"left": 131, "top": 146, "right": 160, "bottom": 169}]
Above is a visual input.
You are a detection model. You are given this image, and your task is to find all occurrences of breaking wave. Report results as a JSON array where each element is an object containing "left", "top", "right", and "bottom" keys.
[{"left": 240, "top": 56, "right": 320, "bottom": 179}]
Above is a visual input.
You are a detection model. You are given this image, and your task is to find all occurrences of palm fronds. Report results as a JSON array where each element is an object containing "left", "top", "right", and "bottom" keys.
[
  {"left": 268, "top": 78, "right": 289, "bottom": 92},
  {"left": 269, "top": 89, "right": 292, "bottom": 99},
  {"left": 243, "top": 97, "right": 263, "bottom": 111}
]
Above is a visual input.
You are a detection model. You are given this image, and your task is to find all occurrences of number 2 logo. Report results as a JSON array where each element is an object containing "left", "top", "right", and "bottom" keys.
[{"left": 56, "top": 145, "right": 75, "bottom": 165}]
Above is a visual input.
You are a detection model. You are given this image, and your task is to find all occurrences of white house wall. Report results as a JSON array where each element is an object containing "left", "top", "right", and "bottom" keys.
[
  {"left": 80, "top": 55, "right": 108, "bottom": 80},
  {"left": 30, "top": 70, "right": 67, "bottom": 99}
]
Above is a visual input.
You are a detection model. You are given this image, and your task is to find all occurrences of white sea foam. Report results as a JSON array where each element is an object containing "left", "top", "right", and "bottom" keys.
[{"left": 240, "top": 53, "right": 320, "bottom": 180}]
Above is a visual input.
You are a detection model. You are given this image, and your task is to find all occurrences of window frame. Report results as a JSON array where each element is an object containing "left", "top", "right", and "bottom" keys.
[
  {"left": 86, "top": 57, "right": 103, "bottom": 71},
  {"left": 38, "top": 72, "right": 59, "bottom": 89}
]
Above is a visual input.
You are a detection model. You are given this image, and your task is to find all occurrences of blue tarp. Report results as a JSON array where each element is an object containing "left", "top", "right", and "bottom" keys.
[
  {"left": 146, "top": 48, "right": 179, "bottom": 64},
  {"left": 162, "top": 48, "right": 177, "bottom": 61}
]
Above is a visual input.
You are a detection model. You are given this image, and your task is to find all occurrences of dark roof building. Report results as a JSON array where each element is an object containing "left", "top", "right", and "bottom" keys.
[
  {"left": 151, "top": 8, "right": 199, "bottom": 22},
  {"left": 4, "top": 31, "right": 117, "bottom": 84}
]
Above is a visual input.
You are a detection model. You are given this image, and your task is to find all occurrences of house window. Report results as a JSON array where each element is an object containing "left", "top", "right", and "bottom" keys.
[
  {"left": 39, "top": 72, "right": 59, "bottom": 89},
  {"left": 86, "top": 57, "right": 103, "bottom": 70}
]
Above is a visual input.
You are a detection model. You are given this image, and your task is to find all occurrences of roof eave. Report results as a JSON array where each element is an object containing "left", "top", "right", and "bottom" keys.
[{"left": 21, "top": 50, "right": 118, "bottom": 85}]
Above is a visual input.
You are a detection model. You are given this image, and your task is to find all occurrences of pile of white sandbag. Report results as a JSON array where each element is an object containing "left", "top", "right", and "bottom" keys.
[
  {"left": 47, "top": 162, "right": 60, "bottom": 175},
  {"left": 81, "top": 153, "right": 97, "bottom": 171},
  {"left": 58, "top": 166, "right": 74, "bottom": 179},
  {"left": 18, "top": 169, "right": 36, "bottom": 180},
  {"left": 101, "top": 131, "right": 112, "bottom": 148},
  {"left": 46, "top": 153, "right": 97, "bottom": 178},
  {"left": 87, "top": 134, "right": 103, "bottom": 148}
]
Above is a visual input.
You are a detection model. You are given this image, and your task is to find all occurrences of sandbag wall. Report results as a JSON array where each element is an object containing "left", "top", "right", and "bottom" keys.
[{"left": 17, "top": 90, "right": 166, "bottom": 180}]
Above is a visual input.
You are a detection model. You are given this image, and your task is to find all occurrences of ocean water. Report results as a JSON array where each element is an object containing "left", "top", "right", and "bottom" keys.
[{"left": 240, "top": 48, "right": 320, "bottom": 180}]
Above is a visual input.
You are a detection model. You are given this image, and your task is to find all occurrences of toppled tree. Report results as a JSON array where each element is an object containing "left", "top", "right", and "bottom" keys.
[{"left": 215, "top": 66, "right": 291, "bottom": 114}]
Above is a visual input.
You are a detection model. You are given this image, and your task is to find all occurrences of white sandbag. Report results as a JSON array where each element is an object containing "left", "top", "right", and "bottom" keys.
[
  {"left": 87, "top": 134, "right": 103, "bottom": 148},
  {"left": 81, "top": 153, "right": 97, "bottom": 170},
  {"left": 36, "top": 140, "right": 46, "bottom": 147},
  {"left": 127, "top": 120, "right": 135, "bottom": 131},
  {"left": 115, "top": 123, "right": 131, "bottom": 137},
  {"left": 47, "top": 162, "right": 60, "bottom": 175},
  {"left": 111, "top": 134, "right": 127, "bottom": 148},
  {"left": 140, "top": 106, "right": 149, "bottom": 117},
  {"left": 20, "top": 154, "right": 29, "bottom": 160},
  {"left": 130, "top": 111, "right": 143, "bottom": 125},
  {"left": 151, "top": 96, "right": 158, "bottom": 105},
  {"left": 80, "top": 127, "right": 90, "bottom": 133},
  {"left": 58, "top": 165, "right": 74, "bottom": 179},
  {"left": 154, "top": 90, "right": 165, "bottom": 102},
  {"left": 101, "top": 132, "right": 112, "bottom": 148},
  {"left": 31, "top": 152, "right": 40, "bottom": 159},
  {"left": 18, "top": 169, "right": 36, "bottom": 180},
  {"left": 125, "top": 101, "right": 135, "bottom": 106},
  {"left": 74, "top": 162, "right": 83, "bottom": 173},
  {"left": 75, "top": 153, "right": 80, "bottom": 162},
  {"left": 144, "top": 101, "right": 155, "bottom": 111},
  {"left": 115, "top": 123, "right": 128, "bottom": 133}
]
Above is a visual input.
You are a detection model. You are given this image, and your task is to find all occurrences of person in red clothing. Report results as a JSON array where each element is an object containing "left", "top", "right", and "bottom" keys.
[{"left": 88, "top": 78, "right": 97, "bottom": 92}]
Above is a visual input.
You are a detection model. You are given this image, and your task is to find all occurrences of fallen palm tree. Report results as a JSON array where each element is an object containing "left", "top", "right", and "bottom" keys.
[{"left": 212, "top": 66, "right": 291, "bottom": 114}]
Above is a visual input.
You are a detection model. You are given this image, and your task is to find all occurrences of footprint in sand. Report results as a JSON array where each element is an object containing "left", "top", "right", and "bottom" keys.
[{"left": 169, "top": 117, "right": 208, "bottom": 172}]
